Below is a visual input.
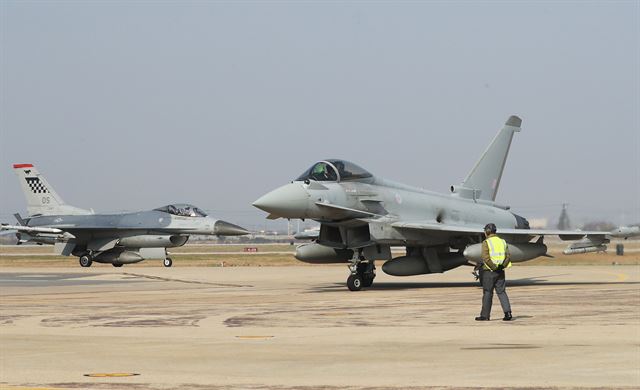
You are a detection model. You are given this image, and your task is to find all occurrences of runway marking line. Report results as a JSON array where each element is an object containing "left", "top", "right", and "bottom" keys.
[
  {"left": 317, "top": 312, "right": 349, "bottom": 316},
  {"left": 83, "top": 373, "right": 140, "bottom": 377},
  {"left": 0, "top": 386, "right": 66, "bottom": 390},
  {"left": 235, "top": 335, "right": 274, "bottom": 340},
  {"left": 122, "top": 272, "right": 252, "bottom": 288},
  {"left": 585, "top": 269, "right": 630, "bottom": 282},
  {"left": 612, "top": 271, "right": 629, "bottom": 282}
]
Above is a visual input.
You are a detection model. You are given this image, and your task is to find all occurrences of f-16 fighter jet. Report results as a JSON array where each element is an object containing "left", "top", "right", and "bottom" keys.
[
  {"left": 2, "top": 164, "right": 249, "bottom": 267},
  {"left": 253, "top": 116, "right": 610, "bottom": 291}
]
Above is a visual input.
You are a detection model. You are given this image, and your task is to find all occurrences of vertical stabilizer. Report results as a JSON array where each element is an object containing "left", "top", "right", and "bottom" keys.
[
  {"left": 458, "top": 116, "right": 522, "bottom": 201},
  {"left": 12, "top": 164, "right": 92, "bottom": 216}
]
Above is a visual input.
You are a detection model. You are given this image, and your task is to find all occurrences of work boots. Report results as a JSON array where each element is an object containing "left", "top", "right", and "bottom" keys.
[
  {"left": 475, "top": 316, "right": 489, "bottom": 321},
  {"left": 503, "top": 311, "right": 513, "bottom": 321}
]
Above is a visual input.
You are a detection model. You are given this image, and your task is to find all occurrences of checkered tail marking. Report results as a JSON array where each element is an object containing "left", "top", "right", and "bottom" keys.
[{"left": 25, "top": 177, "right": 49, "bottom": 194}]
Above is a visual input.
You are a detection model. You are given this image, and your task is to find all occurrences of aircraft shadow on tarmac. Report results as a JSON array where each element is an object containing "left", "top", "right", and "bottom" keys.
[{"left": 308, "top": 275, "right": 639, "bottom": 292}]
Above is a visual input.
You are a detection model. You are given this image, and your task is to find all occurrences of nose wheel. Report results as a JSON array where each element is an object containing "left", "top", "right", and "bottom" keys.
[
  {"left": 346, "top": 257, "right": 375, "bottom": 291},
  {"left": 163, "top": 257, "right": 173, "bottom": 267},
  {"left": 79, "top": 254, "right": 93, "bottom": 268}
]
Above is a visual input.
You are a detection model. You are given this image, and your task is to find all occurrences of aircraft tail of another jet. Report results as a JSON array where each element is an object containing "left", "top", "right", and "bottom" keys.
[
  {"left": 454, "top": 116, "right": 522, "bottom": 202},
  {"left": 12, "top": 164, "right": 92, "bottom": 216}
]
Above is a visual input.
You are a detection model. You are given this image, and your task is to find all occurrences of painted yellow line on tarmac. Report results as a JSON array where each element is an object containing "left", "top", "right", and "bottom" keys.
[
  {"left": 612, "top": 272, "right": 629, "bottom": 282},
  {"left": 587, "top": 269, "right": 630, "bottom": 282},
  {"left": 0, "top": 386, "right": 66, "bottom": 390}
]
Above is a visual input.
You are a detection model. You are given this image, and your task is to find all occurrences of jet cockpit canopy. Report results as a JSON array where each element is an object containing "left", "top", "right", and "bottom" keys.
[
  {"left": 296, "top": 159, "right": 373, "bottom": 182},
  {"left": 155, "top": 204, "right": 208, "bottom": 217}
]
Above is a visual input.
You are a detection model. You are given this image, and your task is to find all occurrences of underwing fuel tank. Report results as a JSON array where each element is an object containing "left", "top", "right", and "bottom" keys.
[
  {"left": 94, "top": 250, "right": 144, "bottom": 264},
  {"left": 463, "top": 242, "right": 547, "bottom": 263},
  {"left": 294, "top": 243, "right": 354, "bottom": 264},
  {"left": 117, "top": 235, "right": 189, "bottom": 248},
  {"left": 382, "top": 253, "right": 468, "bottom": 276},
  {"left": 93, "top": 247, "right": 166, "bottom": 264}
]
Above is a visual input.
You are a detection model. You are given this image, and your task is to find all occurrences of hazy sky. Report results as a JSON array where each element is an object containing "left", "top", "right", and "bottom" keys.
[{"left": 1, "top": 1, "right": 638, "bottom": 231}]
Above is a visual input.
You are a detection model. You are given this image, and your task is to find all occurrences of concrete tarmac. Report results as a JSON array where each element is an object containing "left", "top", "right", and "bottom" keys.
[{"left": 1, "top": 265, "right": 638, "bottom": 389}]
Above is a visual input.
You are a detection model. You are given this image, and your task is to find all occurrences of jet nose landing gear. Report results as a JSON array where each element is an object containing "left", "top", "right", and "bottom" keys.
[
  {"left": 347, "top": 257, "right": 375, "bottom": 291},
  {"left": 163, "top": 257, "right": 173, "bottom": 267},
  {"left": 79, "top": 254, "right": 93, "bottom": 268}
]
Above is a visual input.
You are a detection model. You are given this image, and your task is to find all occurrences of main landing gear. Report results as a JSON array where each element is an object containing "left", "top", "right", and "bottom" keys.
[
  {"left": 346, "top": 255, "right": 375, "bottom": 291},
  {"left": 163, "top": 257, "right": 173, "bottom": 267},
  {"left": 79, "top": 254, "right": 93, "bottom": 268}
]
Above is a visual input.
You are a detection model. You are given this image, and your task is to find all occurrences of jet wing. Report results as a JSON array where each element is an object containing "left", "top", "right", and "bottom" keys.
[{"left": 391, "top": 221, "right": 608, "bottom": 240}]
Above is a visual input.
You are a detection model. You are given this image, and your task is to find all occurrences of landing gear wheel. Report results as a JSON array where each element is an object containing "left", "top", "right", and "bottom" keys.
[
  {"left": 112, "top": 263, "right": 123, "bottom": 268},
  {"left": 347, "top": 274, "right": 363, "bottom": 291},
  {"left": 163, "top": 257, "right": 173, "bottom": 267},
  {"left": 79, "top": 254, "right": 93, "bottom": 268}
]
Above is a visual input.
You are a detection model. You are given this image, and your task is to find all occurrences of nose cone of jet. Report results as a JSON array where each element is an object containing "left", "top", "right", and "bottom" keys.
[
  {"left": 252, "top": 182, "right": 309, "bottom": 218},
  {"left": 214, "top": 220, "right": 250, "bottom": 236}
]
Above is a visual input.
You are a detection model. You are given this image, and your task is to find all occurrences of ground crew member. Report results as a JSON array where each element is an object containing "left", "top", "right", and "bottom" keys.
[{"left": 475, "top": 223, "right": 513, "bottom": 321}]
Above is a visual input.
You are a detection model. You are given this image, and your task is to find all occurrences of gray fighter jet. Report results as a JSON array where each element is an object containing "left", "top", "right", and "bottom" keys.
[
  {"left": 610, "top": 225, "right": 640, "bottom": 239},
  {"left": 1, "top": 164, "right": 249, "bottom": 267},
  {"left": 253, "top": 116, "right": 610, "bottom": 291}
]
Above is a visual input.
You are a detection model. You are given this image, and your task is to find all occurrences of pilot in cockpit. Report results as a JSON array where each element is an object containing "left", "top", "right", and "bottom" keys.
[{"left": 312, "top": 163, "right": 332, "bottom": 181}]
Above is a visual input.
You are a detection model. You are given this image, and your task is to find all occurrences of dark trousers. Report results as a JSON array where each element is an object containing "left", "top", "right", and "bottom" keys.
[{"left": 480, "top": 269, "right": 511, "bottom": 318}]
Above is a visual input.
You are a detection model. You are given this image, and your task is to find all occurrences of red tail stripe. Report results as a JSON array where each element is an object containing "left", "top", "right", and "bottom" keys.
[{"left": 12, "top": 164, "right": 34, "bottom": 169}]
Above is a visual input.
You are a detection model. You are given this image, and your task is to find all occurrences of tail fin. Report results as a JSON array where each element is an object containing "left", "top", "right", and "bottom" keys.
[
  {"left": 12, "top": 164, "right": 92, "bottom": 216},
  {"left": 455, "top": 116, "right": 522, "bottom": 202}
]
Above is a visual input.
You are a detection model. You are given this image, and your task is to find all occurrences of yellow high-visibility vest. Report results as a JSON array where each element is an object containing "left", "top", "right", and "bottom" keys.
[{"left": 485, "top": 236, "right": 511, "bottom": 269}]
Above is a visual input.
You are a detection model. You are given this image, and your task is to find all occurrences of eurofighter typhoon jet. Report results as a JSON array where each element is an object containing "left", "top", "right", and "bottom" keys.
[
  {"left": 1, "top": 164, "right": 249, "bottom": 267},
  {"left": 253, "top": 116, "right": 610, "bottom": 291}
]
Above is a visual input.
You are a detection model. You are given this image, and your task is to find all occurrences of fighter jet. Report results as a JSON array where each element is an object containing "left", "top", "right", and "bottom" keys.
[
  {"left": 253, "top": 116, "right": 610, "bottom": 291},
  {"left": 610, "top": 225, "right": 640, "bottom": 239},
  {"left": 1, "top": 164, "right": 249, "bottom": 267}
]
